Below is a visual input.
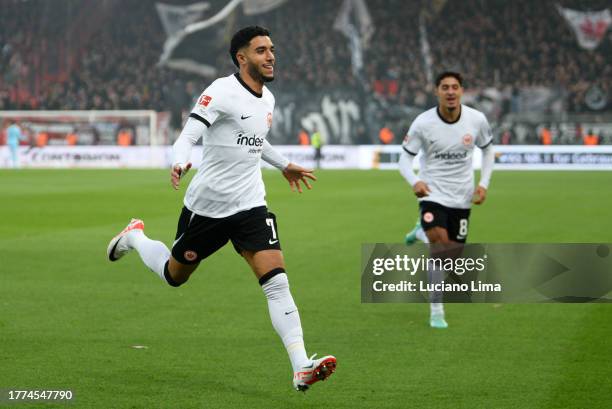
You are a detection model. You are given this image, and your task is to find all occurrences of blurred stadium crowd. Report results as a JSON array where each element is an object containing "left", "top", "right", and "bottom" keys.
[{"left": 1, "top": 0, "right": 610, "bottom": 144}]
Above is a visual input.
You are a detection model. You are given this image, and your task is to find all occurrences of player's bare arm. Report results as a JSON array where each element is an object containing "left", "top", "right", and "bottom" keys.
[{"left": 282, "top": 163, "right": 316, "bottom": 193}]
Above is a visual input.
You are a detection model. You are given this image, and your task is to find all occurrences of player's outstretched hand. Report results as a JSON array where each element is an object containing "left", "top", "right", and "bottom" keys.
[
  {"left": 413, "top": 181, "right": 431, "bottom": 198},
  {"left": 171, "top": 162, "right": 192, "bottom": 190},
  {"left": 473, "top": 185, "right": 487, "bottom": 205},
  {"left": 282, "top": 163, "right": 316, "bottom": 193}
]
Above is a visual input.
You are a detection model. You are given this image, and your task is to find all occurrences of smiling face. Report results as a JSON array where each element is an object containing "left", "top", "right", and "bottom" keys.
[
  {"left": 237, "top": 35, "right": 275, "bottom": 83},
  {"left": 436, "top": 75, "right": 463, "bottom": 111}
]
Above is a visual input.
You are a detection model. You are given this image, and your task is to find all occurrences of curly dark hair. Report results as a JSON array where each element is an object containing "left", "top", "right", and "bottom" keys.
[
  {"left": 229, "top": 26, "right": 271, "bottom": 67},
  {"left": 435, "top": 71, "right": 463, "bottom": 87}
]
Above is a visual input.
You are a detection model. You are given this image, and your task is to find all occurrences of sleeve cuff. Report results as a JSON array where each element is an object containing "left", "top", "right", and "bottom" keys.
[
  {"left": 189, "top": 113, "right": 211, "bottom": 127},
  {"left": 402, "top": 146, "right": 418, "bottom": 156},
  {"left": 478, "top": 139, "right": 493, "bottom": 149}
]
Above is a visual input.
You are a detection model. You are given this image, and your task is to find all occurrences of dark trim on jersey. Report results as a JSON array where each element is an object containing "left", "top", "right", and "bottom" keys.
[
  {"left": 478, "top": 139, "right": 493, "bottom": 149},
  {"left": 403, "top": 146, "right": 418, "bottom": 156},
  {"left": 436, "top": 105, "right": 462, "bottom": 124},
  {"left": 234, "top": 73, "right": 263, "bottom": 98},
  {"left": 189, "top": 112, "right": 211, "bottom": 127},
  {"left": 259, "top": 267, "right": 286, "bottom": 286}
]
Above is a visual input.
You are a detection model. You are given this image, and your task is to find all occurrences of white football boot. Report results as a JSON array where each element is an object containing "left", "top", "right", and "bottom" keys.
[
  {"left": 107, "top": 218, "right": 144, "bottom": 261},
  {"left": 293, "top": 354, "right": 337, "bottom": 392}
]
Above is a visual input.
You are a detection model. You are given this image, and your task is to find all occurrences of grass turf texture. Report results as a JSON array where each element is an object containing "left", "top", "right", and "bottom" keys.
[{"left": 0, "top": 169, "right": 610, "bottom": 409}]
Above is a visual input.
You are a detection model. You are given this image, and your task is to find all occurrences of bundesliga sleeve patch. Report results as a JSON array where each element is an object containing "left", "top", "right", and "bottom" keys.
[{"left": 198, "top": 95, "right": 212, "bottom": 107}]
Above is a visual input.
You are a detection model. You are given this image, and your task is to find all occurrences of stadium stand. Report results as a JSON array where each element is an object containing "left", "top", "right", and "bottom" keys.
[{"left": 1, "top": 0, "right": 610, "bottom": 143}]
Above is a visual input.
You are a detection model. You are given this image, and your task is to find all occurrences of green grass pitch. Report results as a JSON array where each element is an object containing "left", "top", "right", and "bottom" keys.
[{"left": 1, "top": 169, "right": 611, "bottom": 408}]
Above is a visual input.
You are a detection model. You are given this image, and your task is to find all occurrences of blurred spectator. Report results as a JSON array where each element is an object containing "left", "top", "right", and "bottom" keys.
[
  {"left": 298, "top": 129, "right": 310, "bottom": 146},
  {"left": 583, "top": 129, "right": 600, "bottom": 145},
  {"left": 5, "top": 119, "right": 27, "bottom": 168},
  {"left": 540, "top": 125, "right": 552, "bottom": 145},
  {"left": 311, "top": 129, "right": 323, "bottom": 168},
  {"left": 501, "top": 129, "right": 513, "bottom": 145},
  {"left": 378, "top": 126, "right": 394, "bottom": 144}
]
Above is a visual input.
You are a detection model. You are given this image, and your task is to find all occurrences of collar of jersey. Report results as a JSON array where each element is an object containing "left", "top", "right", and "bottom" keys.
[
  {"left": 234, "top": 73, "right": 263, "bottom": 98},
  {"left": 436, "top": 105, "right": 462, "bottom": 124}
]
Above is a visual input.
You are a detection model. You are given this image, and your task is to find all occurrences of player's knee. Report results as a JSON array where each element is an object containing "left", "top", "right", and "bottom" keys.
[
  {"left": 426, "top": 228, "right": 450, "bottom": 244},
  {"left": 163, "top": 261, "right": 189, "bottom": 287},
  {"left": 430, "top": 236, "right": 451, "bottom": 244}
]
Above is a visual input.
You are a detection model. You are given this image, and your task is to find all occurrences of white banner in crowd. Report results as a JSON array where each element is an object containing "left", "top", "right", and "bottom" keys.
[
  {"left": 333, "top": 0, "right": 374, "bottom": 77},
  {"left": 155, "top": 2, "right": 210, "bottom": 38},
  {"left": 556, "top": 5, "right": 611, "bottom": 50},
  {"left": 3, "top": 145, "right": 612, "bottom": 170},
  {"left": 157, "top": 0, "right": 288, "bottom": 77}
]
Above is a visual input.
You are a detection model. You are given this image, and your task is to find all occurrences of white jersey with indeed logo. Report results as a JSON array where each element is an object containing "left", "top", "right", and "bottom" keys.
[
  {"left": 402, "top": 104, "right": 493, "bottom": 209},
  {"left": 186, "top": 73, "right": 275, "bottom": 218}
]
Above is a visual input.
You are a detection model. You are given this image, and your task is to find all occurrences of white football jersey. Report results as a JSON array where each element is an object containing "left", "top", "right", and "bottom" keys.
[
  {"left": 402, "top": 104, "right": 493, "bottom": 209},
  {"left": 185, "top": 73, "right": 275, "bottom": 218}
]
